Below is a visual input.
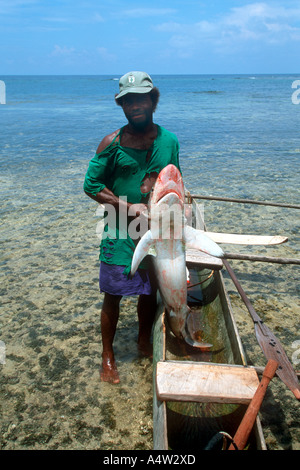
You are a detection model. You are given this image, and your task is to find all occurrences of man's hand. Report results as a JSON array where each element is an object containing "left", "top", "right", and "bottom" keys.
[{"left": 128, "top": 203, "right": 149, "bottom": 219}]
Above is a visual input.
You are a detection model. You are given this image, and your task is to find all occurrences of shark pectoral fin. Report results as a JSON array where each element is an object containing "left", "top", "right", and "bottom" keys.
[
  {"left": 184, "top": 226, "right": 224, "bottom": 258},
  {"left": 131, "top": 230, "right": 155, "bottom": 275}
]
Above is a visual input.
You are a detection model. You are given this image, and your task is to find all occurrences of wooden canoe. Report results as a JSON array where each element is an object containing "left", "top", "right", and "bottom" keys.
[{"left": 152, "top": 199, "right": 267, "bottom": 451}]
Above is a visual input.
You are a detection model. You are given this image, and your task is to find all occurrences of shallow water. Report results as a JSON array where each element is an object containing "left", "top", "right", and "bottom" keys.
[{"left": 0, "top": 75, "right": 299, "bottom": 450}]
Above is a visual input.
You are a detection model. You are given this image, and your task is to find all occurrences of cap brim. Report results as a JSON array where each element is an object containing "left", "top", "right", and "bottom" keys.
[{"left": 115, "top": 86, "right": 153, "bottom": 100}]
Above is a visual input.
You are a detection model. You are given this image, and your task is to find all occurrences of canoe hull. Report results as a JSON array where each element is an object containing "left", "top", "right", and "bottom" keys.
[{"left": 153, "top": 265, "right": 266, "bottom": 450}]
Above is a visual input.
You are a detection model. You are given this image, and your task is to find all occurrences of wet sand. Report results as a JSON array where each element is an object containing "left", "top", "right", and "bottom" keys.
[{"left": 1, "top": 197, "right": 299, "bottom": 450}]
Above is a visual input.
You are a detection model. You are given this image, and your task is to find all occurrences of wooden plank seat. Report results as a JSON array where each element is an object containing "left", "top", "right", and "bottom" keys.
[
  {"left": 186, "top": 249, "right": 223, "bottom": 269},
  {"left": 156, "top": 361, "right": 260, "bottom": 405}
]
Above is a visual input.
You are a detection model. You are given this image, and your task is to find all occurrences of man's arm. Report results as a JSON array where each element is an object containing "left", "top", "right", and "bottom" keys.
[
  {"left": 96, "top": 130, "right": 120, "bottom": 154},
  {"left": 85, "top": 187, "right": 147, "bottom": 218},
  {"left": 85, "top": 130, "right": 123, "bottom": 208},
  {"left": 84, "top": 130, "right": 147, "bottom": 217},
  {"left": 85, "top": 186, "right": 127, "bottom": 210}
]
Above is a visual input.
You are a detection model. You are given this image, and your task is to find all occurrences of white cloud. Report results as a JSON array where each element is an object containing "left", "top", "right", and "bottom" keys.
[
  {"left": 168, "top": 35, "right": 195, "bottom": 58},
  {"left": 93, "top": 13, "right": 104, "bottom": 23},
  {"left": 221, "top": 2, "right": 300, "bottom": 45},
  {"left": 227, "top": 2, "right": 300, "bottom": 24},
  {"left": 97, "top": 47, "right": 116, "bottom": 61},
  {"left": 42, "top": 12, "right": 105, "bottom": 25},
  {"left": 122, "top": 8, "right": 176, "bottom": 18},
  {"left": 49, "top": 44, "right": 116, "bottom": 66},
  {"left": 0, "top": 0, "right": 37, "bottom": 14},
  {"left": 50, "top": 45, "right": 76, "bottom": 57},
  {"left": 42, "top": 17, "right": 70, "bottom": 23},
  {"left": 155, "top": 22, "right": 184, "bottom": 33},
  {"left": 154, "top": 2, "right": 300, "bottom": 58}
]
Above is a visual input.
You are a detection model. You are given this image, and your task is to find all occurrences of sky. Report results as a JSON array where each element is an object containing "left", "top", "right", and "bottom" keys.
[{"left": 0, "top": 0, "right": 300, "bottom": 75}]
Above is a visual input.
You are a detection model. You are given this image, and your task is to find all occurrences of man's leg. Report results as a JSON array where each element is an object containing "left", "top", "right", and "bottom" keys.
[
  {"left": 137, "top": 259, "right": 158, "bottom": 356},
  {"left": 100, "top": 292, "right": 122, "bottom": 384},
  {"left": 137, "top": 292, "right": 157, "bottom": 357}
]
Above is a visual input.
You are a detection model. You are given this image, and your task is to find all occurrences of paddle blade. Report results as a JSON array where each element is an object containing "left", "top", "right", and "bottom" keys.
[
  {"left": 255, "top": 321, "right": 300, "bottom": 400},
  {"left": 223, "top": 259, "right": 300, "bottom": 400}
]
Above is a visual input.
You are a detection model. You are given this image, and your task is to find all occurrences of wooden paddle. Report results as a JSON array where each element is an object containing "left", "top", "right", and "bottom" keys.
[
  {"left": 205, "top": 231, "right": 288, "bottom": 246},
  {"left": 223, "top": 259, "right": 300, "bottom": 400},
  {"left": 190, "top": 194, "right": 300, "bottom": 210},
  {"left": 224, "top": 252, "right": 300, "bottom": 265},
  {"left": 228, "top": 359, "right": 279, "bottom": 450},
  {"left": 254, "top": 366, "right": 300, "bottom": 379}
]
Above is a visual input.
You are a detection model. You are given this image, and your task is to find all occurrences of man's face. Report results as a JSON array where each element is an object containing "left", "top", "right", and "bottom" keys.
[{"left": 122, "top": 93, "right": 154, "bottom": 130}]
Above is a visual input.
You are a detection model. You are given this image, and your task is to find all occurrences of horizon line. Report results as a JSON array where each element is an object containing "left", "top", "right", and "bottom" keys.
[{"left": 1, "top": 72, "right": 299, "bottom": 77}]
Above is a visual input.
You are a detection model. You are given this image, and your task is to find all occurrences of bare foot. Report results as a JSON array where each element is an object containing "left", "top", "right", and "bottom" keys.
[
  {"left": 137, "top": 340, "right": 153, "bottom": 358},
  {"left": 100, "top": 353, "right": 120, "bottom": 384}
]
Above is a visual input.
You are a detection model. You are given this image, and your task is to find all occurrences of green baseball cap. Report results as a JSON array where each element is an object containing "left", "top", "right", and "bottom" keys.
[{"left": 115, "top": 71, "right": 153, "bottom": 99}]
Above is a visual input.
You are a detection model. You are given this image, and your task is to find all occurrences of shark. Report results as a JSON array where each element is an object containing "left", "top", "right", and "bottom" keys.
[{"left": 131, "top": 164, "right": 224, "bottom": 348}]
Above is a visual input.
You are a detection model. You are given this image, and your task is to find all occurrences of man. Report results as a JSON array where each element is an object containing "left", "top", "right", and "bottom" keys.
[{"left": 84, "top": 71, "right": 181, "bottom": 384}]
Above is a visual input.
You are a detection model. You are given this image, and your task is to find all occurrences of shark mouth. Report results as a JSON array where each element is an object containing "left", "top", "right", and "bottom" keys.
[{"left": 151, "top": 164, "right": 185, "bottom": 204}]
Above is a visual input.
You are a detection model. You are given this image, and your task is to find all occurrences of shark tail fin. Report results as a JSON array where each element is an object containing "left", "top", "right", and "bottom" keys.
[
  {"left": 167, "top": 306, "right": 213, "bottom": 350},
  {"left": 183, "top": 308, "right": 213, "bottom": 350}
]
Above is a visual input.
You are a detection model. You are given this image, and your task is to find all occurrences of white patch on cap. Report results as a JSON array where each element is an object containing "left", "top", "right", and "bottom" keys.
[{"left": 128, "top": 75, "right": 135, "bottom": 84}]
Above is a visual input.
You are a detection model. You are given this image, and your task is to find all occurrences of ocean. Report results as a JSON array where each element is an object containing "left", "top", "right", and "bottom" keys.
[{"left": 0, "top": 75, "right": 299, "bottom": 450}]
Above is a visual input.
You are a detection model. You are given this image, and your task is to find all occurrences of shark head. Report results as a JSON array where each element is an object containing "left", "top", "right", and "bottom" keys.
[
  {"left": 151, "top": 164, "right": 185, "bottom": 205},
  {"left": 149, "top": 164, "right": 185, "bottom": 240}
]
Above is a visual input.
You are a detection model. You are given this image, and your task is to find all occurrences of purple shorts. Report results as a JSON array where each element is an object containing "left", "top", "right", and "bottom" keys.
[{"left": 99, "top": 262, "right": 153, "bottom": 296}]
